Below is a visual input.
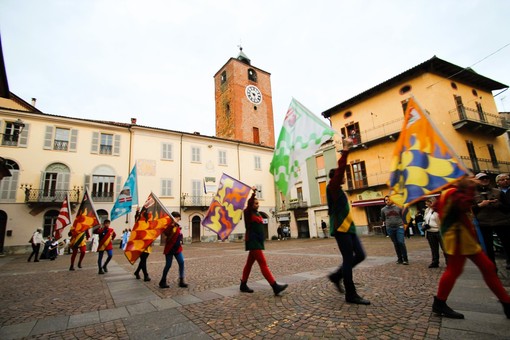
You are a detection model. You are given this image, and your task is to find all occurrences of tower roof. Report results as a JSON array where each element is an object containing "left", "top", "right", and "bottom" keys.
[{"left": 237, "top": 47, "right": 251, "bottom": 65}]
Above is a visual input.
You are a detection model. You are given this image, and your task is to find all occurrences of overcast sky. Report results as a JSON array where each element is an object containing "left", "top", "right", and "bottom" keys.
[{"left": 1, "top": 0, "right": 509, "bottom": 138}]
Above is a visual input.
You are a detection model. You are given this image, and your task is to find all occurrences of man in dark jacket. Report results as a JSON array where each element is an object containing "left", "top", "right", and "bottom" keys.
[{"left": 495, "top": 173, "right": 510, "bottom": 270}]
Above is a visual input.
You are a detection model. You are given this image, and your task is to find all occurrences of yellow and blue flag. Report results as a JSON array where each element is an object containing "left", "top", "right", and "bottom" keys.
[{"left": 389, "top": 97, "right": 469, "bottom": 207}]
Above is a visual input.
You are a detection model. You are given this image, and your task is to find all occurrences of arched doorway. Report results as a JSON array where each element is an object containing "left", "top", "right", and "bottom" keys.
[
  {"left": 0, "top": 210, "right": 7, "bottom": 253},
  {"left": 191, "top": 216, "right": 201, "bottom": 243}
]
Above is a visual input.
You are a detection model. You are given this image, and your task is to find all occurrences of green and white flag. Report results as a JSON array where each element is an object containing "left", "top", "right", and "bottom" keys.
[{"left": 270, "top": 98, "right": 336, "bottom": 196}]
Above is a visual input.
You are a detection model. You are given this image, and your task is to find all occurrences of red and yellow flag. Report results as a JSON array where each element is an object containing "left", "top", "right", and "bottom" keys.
[
  {"left": 124, "top": 192, "right": 173, "bottom": 264},
  {"left": 71, "top": 188, "right": 100, "bottom": 234}
]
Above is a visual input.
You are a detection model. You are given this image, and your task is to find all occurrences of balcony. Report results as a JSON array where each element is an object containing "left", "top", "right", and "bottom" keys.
[
  {"left": 449, "top": 106, "right": 508, "bottom": 136},
  {"left": 21, "top": 187, "right": 81, "bottom": 208},
  {"left": 288, "top": 198, "right": 308, "bottom": 210},
  {"left": 349, "top": 118, "right": 403, "bottom": 148},
  {"left": 180, "top": 194, "right": 213, "bottom": 210},
  {"left": 345, "top": 171, "right": 390, "bottom": 192},
  {"left": 459, "top": 156, "right": 510, "bottom": 174}
]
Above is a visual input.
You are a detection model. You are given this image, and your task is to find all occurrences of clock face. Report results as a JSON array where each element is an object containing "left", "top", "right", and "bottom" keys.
[{"left": 245, "top": 85, "right": 262, "bottom": 104}]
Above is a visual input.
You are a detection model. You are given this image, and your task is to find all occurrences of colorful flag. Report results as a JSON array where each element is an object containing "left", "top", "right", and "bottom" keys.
[
  {"left": 388, "top": 97, "right": 469, "bottom": 207},
  {"left": 270, "top": 98, "right": 336, "bottom": 195},
  {"left": 53, "top": 193, "right": 72, "bottom": 240},
  {"left": 71, "top": 188, "right": 101, "bottom": 234},
  {"left": 111, "top": 165, "right": 138, "bottom": 221},
  {"left": 201, "top": 173, "right": 252, "bottom": 241},
  {"left": 124, "top": 192, "right": 173, "bottom": 264}
]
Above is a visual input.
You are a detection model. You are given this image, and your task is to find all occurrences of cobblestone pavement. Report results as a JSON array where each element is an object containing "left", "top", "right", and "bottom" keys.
[{"left": 0, "top": 235, "right": 508, "bottom": 339}]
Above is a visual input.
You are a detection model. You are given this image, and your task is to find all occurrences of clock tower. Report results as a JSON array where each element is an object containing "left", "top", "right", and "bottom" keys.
[{"left": 214, "top": 48, "right": 275, "bottom": 147}]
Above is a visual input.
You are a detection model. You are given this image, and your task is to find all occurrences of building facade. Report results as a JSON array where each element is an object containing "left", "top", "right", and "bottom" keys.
[{"left": 0, "top": 47, "right": 277, "bottom": 254}]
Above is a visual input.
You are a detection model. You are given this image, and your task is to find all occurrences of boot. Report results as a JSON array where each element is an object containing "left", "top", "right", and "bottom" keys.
[
  {"left": 98, "top": 268, "right": 104, "bottom": 275},
  {"left": 502, "top": 301, "right": 510, "bottom": 319},
  {"left": 432, "top": 296, "right": 464, "bottom": 319},
  {"left": 69, "top": 265, "right": 75, "bottom": 271},
  {"left": 179, "top": 278, "right": 188, "bottom": 288},
  {"left": 159, "top": 281, "right": 170, "bottom": 289},
  {"left": 271, "top": 282, "right": 288, "bottom": 296},
  {"left": 346, "top": 293, "right": 370, "bottom": 305},
  {"left": 240, "top": 281, "right": 254, "bottom": 293},
  {"left": 78, "top": 263, "right": 82, "bottom": 268},
  {"left": 327, "top": 273, "right": 345, "bottom": 294},
  {"left": 102, "top": 265, "right": 108, "bottom": 273},
  {"left": 134, "top": 272, "right": 140, "bottom": 279},
  {"left": 144, "top": 275, "right": 151, "bottom": 282}
]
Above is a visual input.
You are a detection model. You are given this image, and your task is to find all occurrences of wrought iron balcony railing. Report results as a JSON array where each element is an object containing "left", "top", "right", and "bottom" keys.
[
  {"left": 288, "top": 199, "right": 308, "bottom": 210},
  {"left": 180, "top": 195, "right": 213, "bottom": 209},
  {"left": 22, "top": 188, "right": 81, "bottom": 204},
  {"left": 449, "top": 106, "right": 508, "bottom": 136},
  {"left": 459, "top": 156, "right": 510, "bottom": 174}
]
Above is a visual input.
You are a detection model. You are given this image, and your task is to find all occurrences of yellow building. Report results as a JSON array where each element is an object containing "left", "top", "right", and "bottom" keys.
[
  {"left": 319, "top": 56, "right": 509, "bottom": 232},
  {"left": 0, "top": 41, "right": 277, "bottom": 254}
]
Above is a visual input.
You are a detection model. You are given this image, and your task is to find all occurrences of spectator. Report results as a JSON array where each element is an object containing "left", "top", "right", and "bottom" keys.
[
  {"left": 28, "top": 228, "right": 44, "bottom": 262},
  {"left": 381, "top": 196, "right": 409, "bottom": 265}
]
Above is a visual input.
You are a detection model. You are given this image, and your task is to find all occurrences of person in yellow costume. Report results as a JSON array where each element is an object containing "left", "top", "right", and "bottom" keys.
[{"left": 433, "top": 176, "right": 510, "bottom": 319}]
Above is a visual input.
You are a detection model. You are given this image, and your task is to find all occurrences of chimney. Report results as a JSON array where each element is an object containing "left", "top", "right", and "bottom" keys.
[
  {"left": 131, "top": 118, "right": 137, "bottom": 124},
  {"left": 31, "top": 98, "right": 37, "bottom": 106}
]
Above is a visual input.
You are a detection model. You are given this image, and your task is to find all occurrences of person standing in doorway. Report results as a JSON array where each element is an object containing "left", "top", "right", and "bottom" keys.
[
  {"left": 381, "top": 196, "right": 409, "bottom": 265},
  {"left": 28, "top": 228, "right": 44, "bottom": 262},
  {"left": 321, "top": 220, "right": 328, "bottom": 238},
  {"left": 240, "top": 187, "right": 288, "bottom": 296},
  {"left": 94, "top": 219, "right": 116, "bottom": 274},
  {"left": 326, "top": 138, "right": 370, "bottom": 305}
]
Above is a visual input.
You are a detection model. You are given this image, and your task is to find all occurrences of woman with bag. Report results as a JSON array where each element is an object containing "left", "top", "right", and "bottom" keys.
[{"left": 423, "top": 197, "right": 446, "bottom": 268}]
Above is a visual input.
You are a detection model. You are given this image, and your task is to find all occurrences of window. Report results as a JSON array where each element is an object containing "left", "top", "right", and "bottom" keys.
[
  {"left": 476, "top": 102, "right": 486, "bottom": 122},
  {"left": 253, "top": 127, "right": 260, "bottom": 144},
  {"left": 487, "top": 144, "right": 498, "bottom": 168},
  {"left": 100, "top": 134, "right": 113, "bottom": 155},
  {"left": 454, "top": 95, "right": 466, "bottom": 120},
  {"left": 341, "top": 123, "right": 360, "bottom": 145},
  {"left": 41, "top": 163, "right": 70, "bottom": 200},
  {"left": 191, "top": 146, "right": 201, "bottom": 162},
  {"left": 316, "top": 155, "right": 325, "bottom": 177},
  {"left": 1, "top": 121, "right": 24, "bottom": 146},
  {"left": 343, "top": 111, "right": 352, "bottom": 119},
  {"left": 218, "top": 150, "right": 227, "bottom": 165},
  {"left": 254, "top": 156, "right": 261, "bottom": 170},
  {"left": 44, "top": 126, "right": 78, "bottom": 152},
  {"left": 318, "top": 181, "right": 327, "bottom": 205},
  {"left": 451, "top": 82, "right": 458, "bottom": 90},
  {"left": 465, "top": 140, "right": 479, "bottom": 172},
  {"left": 248, "top": 68, "right": 257, "bottom": 82},
  {"left": 43, "top": 210, "right": 59, "bottom": 238},
  {"left": 345, "top": 161, "right": 367, "bottom": 190},
  {"left": 472, "top": 89, "right": 478, "bottom": 97},
  {"left": 221, "top": 70, "right": 227, "bottom": 84},
  {"left": 296, "top": 187, "right": 303, "bottom": 202},
  {"left": 91, "top": 132, "right": 120, "bottom": 156},
  {"left": 92, "top": 175, "right": 115, "bottom": 202},
  {"left": 399, "top": 85, "right": 411, "bottom": 95},
  {"left": 255, "top": 184, "right": 263, "bottom": 199},
  {"left": 162, "top": 143, "right": 173, "bottom": 160},
  {"left": 161, "top": 179, "right": 172, "bottom": 196},
  {"left": 0, "top": 159, "right": 19, "bottom": 201},
  {"left": 192, "top": 180, "right": 202, "bottom": 205}
]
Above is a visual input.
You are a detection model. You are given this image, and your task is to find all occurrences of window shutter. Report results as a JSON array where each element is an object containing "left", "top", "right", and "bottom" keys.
[
  {"left": 57, "top": 172, "right": 70, "bottom": 191},
  {"left": 361, "top": 161, "right": 368, "bottom": 187},
  {"left": 18, "top": 123, "right": 29, "bottom": 148},
  {"left": 91, "top": 132, "right": 99, "bottom": 154},
  {"left": 113, "top": 134, "right": 121, "bottom": 156},
  {"left": 84, "top": 175, "right": 91, "bottom": 191},
  {"left": 43, "top": 126, "right": 54, "bottom": 149},
  {"left": 115, "top": 176, "right": 122, "bottom": 198},
  {"left": 346, "top": 166, "right": 353, "bottom": 190},
  {"left": 69, "top": 129, "right": 78, "bottom": 152}
]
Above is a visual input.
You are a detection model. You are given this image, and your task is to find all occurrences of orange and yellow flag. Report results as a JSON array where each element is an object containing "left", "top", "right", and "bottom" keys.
[{"left": 389, "top": 97, "right": 469, "bottom": 207}]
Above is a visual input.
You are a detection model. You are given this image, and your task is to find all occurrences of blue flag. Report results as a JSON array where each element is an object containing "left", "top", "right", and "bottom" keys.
[{"left": 110, "top": 165, "right": 138, "bottom": 221}]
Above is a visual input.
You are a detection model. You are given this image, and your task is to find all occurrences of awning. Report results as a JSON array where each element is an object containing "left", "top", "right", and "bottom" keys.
[{"left": 351, "top": 199, "right": 385, "bottom": 207}]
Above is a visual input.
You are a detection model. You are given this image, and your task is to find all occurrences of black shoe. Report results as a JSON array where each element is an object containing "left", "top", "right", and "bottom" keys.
[
  {"left": 346, "top": 295, "right": 371, "bottom": 305},
  {"left": 240, "top": 281, "right": 254, "bottom": 293},
  {"left": 327, "top": 273, "right": 345, "bottom": 294},
  {"left": 159, "top": 282, "right": 170, "bottom": 289},
  {"left": 271, "top": 282, "right": 288, "bottom": 296},
  {"left": 179, "top": 278, "right": 189, "bottom": 288},
  {"left": 432, "top": 296, "right": 464, "bottom": 319},
  {"left": 134, "top": 272, "right": 140, "bottom": 279},
  {"left": 396, "top": 260, "right": 403, "bottom": 264},
  {"left": 98, "top": 269, "right": 104, "bottom": 275},
  {"left": 102, "top": 265, "right": 108, "bottom": 273},
  {"left": 402, "top": 261, "right": 409, "bottom": 265},
  {"left": 502, "top": 301, "right": 510, "bottom": 319},
  {"left": 144, "top": 276, "right": 151, "bottom": 282},
  {"left": 78, "top": 263, "right": 82, "bottom": 268},
  {"left": 428, "top": 263, "right": 439, "bottom": 268},
  {"left": 69, "top": 266, "right": 75, "bottom": 271}
]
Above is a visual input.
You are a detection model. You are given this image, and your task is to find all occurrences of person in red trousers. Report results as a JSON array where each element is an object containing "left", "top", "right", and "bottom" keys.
[
  {"left": 69, "top": 227, "right": 90, "bottom": 271},
  {"left": 433, "top": 175, "right": 510, "bottom": 319},
  {"left": 240, "top": 187, "right": 288, "bottom": 296}
]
